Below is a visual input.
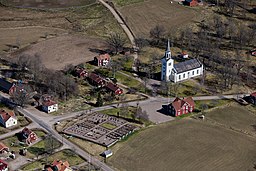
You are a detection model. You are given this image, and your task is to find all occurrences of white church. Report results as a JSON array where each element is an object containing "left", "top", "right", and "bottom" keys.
[{"left": 161, "top": 40, "right": 204, "bottom": 83}]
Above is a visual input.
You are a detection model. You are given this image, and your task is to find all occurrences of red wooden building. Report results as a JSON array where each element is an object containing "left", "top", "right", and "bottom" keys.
[
  {"left": 168, "top": 97, "right": 195, "bottom": 117},
  {"left": 105, "top": 82, "right": 123, "bottom": 95},
  {"left": 184, "top": 0, "right": 198, "bottom": 7},
  {"left": 74, "top": 68, "right": 88, "bottom": 78}
]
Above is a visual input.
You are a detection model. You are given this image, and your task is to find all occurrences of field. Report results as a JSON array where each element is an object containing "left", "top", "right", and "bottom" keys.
[
  {"left": 118, "top": 0, "right": 199, "bottom": 37},
  {"left": 1, "top": 0, "right": 96, "bottom": 8},
  {"left": 109, "top": 108, "right": 256, "bottom": 171},
  {"left": 0, "top": 3, "right": 125, "bottom": 67},
  {"left": 206, "top": 104, "right": 256, "bottom": 136},
  {"left": 0, "top": 27, "right": 66, "bottom": 53},
  {"left": 11, "top": 34, "right": 107, "bottom": 70}
]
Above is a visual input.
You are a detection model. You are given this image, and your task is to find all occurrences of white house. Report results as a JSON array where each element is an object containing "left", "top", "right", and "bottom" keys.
[
  {"left": 42, "top": 100, "right": 58, "bottom": 113},
  {"left": 0, "top": 110, "right": 17, "bottom": 128},
  {"left": 161, "top": 40, "right": 204, "bottom": 82}
]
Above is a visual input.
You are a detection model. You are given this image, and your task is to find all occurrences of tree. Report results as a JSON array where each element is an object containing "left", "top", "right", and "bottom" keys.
[
  {"left": 11, "top": 84, "right": 32, "bottom": 107},
  {"left": 96, "top": 92, "right": 103, "bottom": 107},
  {"left": 149, "top": 25, "right": 166, "bottom": 45},
  {"left": 107, "top": 33, "right": 126, "bottom": 54},
  {"left": 44, "top": 135, "right": 56, "bottom": 155},
  {"left": 135, "top": 36, "right": 149, "bottom": 50}
]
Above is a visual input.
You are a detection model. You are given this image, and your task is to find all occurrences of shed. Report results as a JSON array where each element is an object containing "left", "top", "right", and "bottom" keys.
[{"left": 101, "top": 150, "right": 113, "bottom": 158}]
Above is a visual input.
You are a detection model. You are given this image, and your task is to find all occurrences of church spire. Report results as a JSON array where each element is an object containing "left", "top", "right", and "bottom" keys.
[{"left": 165, "top": 39, "right": 171, "bottom": 59}]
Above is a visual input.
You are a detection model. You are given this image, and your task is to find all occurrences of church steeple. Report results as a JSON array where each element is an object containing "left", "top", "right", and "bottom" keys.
[{"left": 165, "top": 39, "right": 171, "bottom": 59}]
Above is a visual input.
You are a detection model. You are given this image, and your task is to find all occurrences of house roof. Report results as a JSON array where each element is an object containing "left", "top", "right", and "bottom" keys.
[
  {"left": 174, "top": 58, "right": 202, "bottom": 74},
  {"left": 101, "top": 150, "right": 113, "bottom": 157},
  {"left": 22, "top": 127, "right": 33, "bottom": 136},
  {"left": 0, "top": 78, "right": 14, "bottom": 92},
  {"left": 251, "top": 92, "right": 256, "bottom": 97},
  {"left": 42, "top": 100, "right": 57, "bottom": 107},
  {"left": 0, "top": 110, "right": 15, "bottom": 123},
  {"left": 171, "top": 97, "right": 195, "bottom": 111},
  {"left": 96, "top": 54, "right": 110, "bottom": 60},
  {"left": 183, "top": 96, "right": 195, "bottom": 107},
  {"left": 51, "top": 160, "right": 70, "bottom": 171},
  {"left": 106, "top": 82, "right": 120, "bottom": 92},
  {"left": 88, "top": 73, "right": 104, "bottom": 84},
  {"left": 0, "top": 142, "right": 8, "bottom": 152},
  {"left": 0, "top": 160, "right": 8, "bottom": 170}
]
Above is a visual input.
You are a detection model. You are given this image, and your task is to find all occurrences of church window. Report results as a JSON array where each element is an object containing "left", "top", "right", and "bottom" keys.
[
  {"left": 197, "top": 69, "right": 199, "bottom": 74},
  {"left": 183, "top": 73, "right": 185, "bottom": 78},
  {"left": 169, "top": 63, "right": 172, "bottom": 66},
  {"left": 192, "top": 71, "right": 194, "bottom": 75},
  {"left": 179, "top": 75, "right": 181, "bottom": 80}
]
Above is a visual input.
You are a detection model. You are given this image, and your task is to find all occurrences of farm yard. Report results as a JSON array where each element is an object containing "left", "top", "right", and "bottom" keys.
[
  {"left": 118, "top": 0, "right": 199, "bottom": 37},
  {"left": 109, "top": 106, "right": 256, "bottom": 171},
  {"left": 11, "top": 34, "right": 108, "bottom": 70}
]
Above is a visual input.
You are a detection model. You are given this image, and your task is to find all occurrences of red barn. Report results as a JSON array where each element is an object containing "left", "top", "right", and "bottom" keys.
[
  {"left": 184, "top": 0, "right": 198, "bottom": 7},
  {"left": 105, "top": 82, "right": 123, "bottom": 95},
  {"left": 168, "top": 97, "right": 195, "bottom": 117}
]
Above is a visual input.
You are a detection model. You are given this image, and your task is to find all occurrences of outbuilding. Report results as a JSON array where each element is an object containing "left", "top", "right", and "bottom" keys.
[
  {"left": 101, "top": 150, "right": 113, "bottom": 158},
  {"left": 183, "top": 0, "right": 198, "bottom": 7}
]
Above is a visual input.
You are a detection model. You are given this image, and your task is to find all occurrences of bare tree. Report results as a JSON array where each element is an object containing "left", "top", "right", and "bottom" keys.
[
  {"left": 107, "top": 33, "right": 126, "bottom": 54},
  {"left": 150, "top": 25, "right": 166, "bottom": 45}
]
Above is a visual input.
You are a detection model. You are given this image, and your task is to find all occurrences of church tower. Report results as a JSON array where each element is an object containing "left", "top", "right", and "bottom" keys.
[{"left": 161, "top": 39, "right": 174, "bottom": 81}]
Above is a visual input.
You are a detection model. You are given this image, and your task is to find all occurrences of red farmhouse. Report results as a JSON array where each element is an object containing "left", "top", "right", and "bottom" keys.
[
  {"left": 184, "top": 0, "right": 198, "bottom": 7},
  {"left": 94, "top": 54, "right": 110, "bottom": 66},
  {"left": 20, "top": 127, "right": 38, "bottom": 145},
  {"left": 105, "top": 82, "right": 123, "bottom": 95},
  {"left": 168, "top": 97, "right": 195, "bottom": 117}
]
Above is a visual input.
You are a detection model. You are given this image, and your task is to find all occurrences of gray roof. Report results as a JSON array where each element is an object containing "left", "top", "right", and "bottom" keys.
[{"left": 174, "top": 58, "right": 202, "bottom": 74}]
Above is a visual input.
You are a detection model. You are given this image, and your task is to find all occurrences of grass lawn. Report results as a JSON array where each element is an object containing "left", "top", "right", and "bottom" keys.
[
  {"left": 21, "top": 149, "right": 85, "bottom": 170},
  {"left": 101, "top": 123, "right": 117, "bottom": 130},
  {"left": 69, "top": 137, "right": 106, "bottom": 157},
  {"left": 115, "top": 72, "right": 143, "bottom": 91}
]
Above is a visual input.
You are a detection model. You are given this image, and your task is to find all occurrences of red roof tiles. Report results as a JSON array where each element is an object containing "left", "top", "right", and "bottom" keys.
[{"left": 0, "top": 110, "right": 15, "bottom": 123}]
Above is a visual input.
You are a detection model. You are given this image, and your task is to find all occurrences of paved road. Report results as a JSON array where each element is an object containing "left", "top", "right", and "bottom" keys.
[{"left": 17, "top": 107, "right": 113, "bottom": 171}]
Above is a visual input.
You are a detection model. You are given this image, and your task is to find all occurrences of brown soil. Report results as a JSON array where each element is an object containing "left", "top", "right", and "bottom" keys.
[{"left": 10, "top": 34, "right": 108, "bottom": 70}]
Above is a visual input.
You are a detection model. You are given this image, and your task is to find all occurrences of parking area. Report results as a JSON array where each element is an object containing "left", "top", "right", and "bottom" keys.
[{"left": 63, "top": 113, "right": 138, "bottom": 147}]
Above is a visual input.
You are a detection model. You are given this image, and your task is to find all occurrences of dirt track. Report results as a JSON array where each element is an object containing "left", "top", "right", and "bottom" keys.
[{"left": 11, "top": 34, "right": 107, "bottom": 70}]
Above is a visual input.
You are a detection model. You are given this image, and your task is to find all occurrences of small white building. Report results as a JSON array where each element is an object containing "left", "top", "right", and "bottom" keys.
[
  {"left": 161, "top": 40, "right": 204, "bottom": 82},
  {"left": 0, "top": 110, "right": 17, "bottom": 128},
  {"left": 42, "top": 100, "right": 58, "bottom": 113}
]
